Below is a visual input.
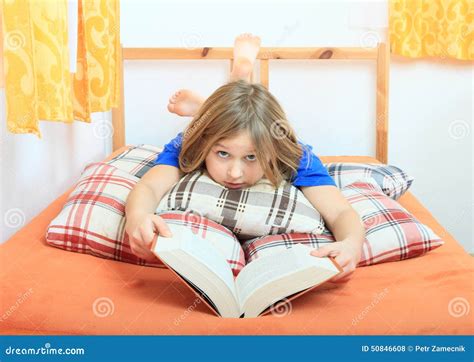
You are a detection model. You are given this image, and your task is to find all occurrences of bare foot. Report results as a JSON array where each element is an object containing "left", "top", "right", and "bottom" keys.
[
  {"left": 167, "top": 89, "right": 206, "bottom": 117},
  {"left": 230, "top": 33, "right": 261, "bottom": 82}
]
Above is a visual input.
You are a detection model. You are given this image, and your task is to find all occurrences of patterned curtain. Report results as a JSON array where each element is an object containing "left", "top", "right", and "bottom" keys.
[
  {"left": 1, "top": 0, "right": 120, "bottom": 137},
  {"left": 389, "top": 0, "right": 473, "bottom": 60}
]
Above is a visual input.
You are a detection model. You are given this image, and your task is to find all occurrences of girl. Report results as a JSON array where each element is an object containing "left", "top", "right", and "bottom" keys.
[{"left": 125, "top": 34, "right": 365, "bottom": 282}]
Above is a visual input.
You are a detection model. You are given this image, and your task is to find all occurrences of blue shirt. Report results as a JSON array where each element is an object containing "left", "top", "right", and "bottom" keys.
[{"left": 154, "top": 132, "right": 336, "bottom": 187}]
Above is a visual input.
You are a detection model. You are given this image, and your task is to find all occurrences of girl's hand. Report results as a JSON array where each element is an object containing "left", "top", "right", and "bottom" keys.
[
  {"left": 310, "top": 239, "right": 363, "bottom": 282},
  {"left": 125, "top": 213, "right": 173, "bottom": 262}
]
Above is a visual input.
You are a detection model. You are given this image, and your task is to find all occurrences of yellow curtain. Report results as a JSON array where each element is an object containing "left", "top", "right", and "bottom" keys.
[
  {"left": 389, "top": 0, "right": 473, "bottom": 60},
  {"left": 1, "top": 0, "right": 120, "bottom": 137},
  {"left": 74, "top": 0, "right": 120, "bottom": 122}
]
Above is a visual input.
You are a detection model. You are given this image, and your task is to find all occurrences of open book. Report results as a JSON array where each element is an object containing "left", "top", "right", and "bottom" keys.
[{"left": 151, "top": 223, "right": 342, "bottom": 318}]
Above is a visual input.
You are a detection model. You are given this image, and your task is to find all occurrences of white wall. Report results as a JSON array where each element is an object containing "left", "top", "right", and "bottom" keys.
[
  {"left": 0, "top": 100, "right": 111, "bottom": 242},
  {"left": 1, "top": 0, "right": 472, "bottom": 253}
]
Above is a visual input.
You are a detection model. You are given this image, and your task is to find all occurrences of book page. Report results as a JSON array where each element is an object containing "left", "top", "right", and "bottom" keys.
[
  {"left": 235, "top": 244, "right": 339, "bottom": 312},
  {"left": 156, "top": 223, "right": 239, "bottom": 304},
  {"left": 178, "top": 272, "right": 221, "bottom": 314}
]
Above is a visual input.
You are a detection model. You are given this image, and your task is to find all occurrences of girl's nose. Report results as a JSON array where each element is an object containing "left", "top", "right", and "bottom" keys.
[{"left": 228, "top": 163, "right": 243, "bottom": 179}]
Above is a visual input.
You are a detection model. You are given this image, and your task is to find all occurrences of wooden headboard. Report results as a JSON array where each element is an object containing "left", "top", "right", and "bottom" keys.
[{"left": 112, "top": 44, "right": 389, "bottom": 163}]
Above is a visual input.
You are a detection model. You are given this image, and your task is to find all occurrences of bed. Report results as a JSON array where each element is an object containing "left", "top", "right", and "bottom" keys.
[{"left": 1, "top": 44, "right": 473, "bottom": 335}]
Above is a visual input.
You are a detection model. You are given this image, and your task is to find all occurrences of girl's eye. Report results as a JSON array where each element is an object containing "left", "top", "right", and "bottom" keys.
[{"left": 217, "top": 151, "right": 256, "bottom": 161}]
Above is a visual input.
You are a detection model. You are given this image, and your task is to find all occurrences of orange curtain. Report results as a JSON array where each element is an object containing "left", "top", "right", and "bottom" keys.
[
  {"left": 389, "top": 0, "right": 473, "bottom": 60},
  {"left": 1, "top": 0, "right": 120, "bottom": 137}
]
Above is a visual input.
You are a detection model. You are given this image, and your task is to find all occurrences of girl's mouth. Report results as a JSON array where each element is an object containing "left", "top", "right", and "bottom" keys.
[{"left": 224, "top": 182, "right": 244, "bottom": 189}]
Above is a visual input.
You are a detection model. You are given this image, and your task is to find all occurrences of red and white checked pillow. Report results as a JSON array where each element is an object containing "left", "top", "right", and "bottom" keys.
[
  {"left": 242, "top": 181, "right": 444, "bottom": 266},
  {"left": 46, "top": 162, "right": 245, "bottom": 276}
]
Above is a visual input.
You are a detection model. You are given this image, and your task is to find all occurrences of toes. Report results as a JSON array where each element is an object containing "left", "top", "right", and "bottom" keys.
[
  {"left": 168, "top": 102, "right": 186, "bottom": 116},
  {"left": 236, "top": 33, "right": 260, "bottom": 44},
  {"left": 172, "top": 104, "right": 188, "bottom": 117},
  {"left": 169, "top": 91, "right": 179, "bottom": 101},
  {"left": 175, "top": 90, "right": 186, "bottom": 100}
]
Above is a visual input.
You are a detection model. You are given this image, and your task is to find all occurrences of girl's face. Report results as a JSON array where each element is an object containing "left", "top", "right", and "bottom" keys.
[{"left": 204, "top": 130, "right": 265, "bottom": 189}]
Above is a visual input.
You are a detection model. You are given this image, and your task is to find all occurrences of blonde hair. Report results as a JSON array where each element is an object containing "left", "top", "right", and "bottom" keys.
[{"left": 179, "top": 80, "right": 303, "bottom": 188}]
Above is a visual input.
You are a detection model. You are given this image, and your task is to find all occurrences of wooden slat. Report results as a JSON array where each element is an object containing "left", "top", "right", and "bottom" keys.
[
  {"left": 260, "top": 59, "right": 269, "bottom": 88},
  {"left": 376, "top": 42, "right": 389, "bottom": 164},
  {"left": 118, "top": 44, "right": 388, "bottom": 161},
  {"left": 123, "top": 47, "right": 378, "bottom": 60},
  {"left": 112, "top": 46, "right": 125, "bottom": 151}
]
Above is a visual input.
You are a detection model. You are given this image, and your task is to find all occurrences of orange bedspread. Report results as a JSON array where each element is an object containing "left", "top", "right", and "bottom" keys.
[{"left": 1, "top": 151, "right": 473, "bottom": 335}]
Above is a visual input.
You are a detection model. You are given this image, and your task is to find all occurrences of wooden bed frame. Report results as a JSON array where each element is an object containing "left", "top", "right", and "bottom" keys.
[{"left": 112, "top": 44, "right": 390, "bottom": 163}]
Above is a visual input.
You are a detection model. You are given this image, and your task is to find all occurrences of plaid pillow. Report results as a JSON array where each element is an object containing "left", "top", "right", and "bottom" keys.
[
  {"left": 107, "top": 144, "right": 162, "bottom": 178},
  {"left": 157, "top": 170, "right": 326, "bottom": 240},
  {"left": 325, "top": 163, "right": 414, "bottom": 200},
  {"left": 242, "top": 181, "right": 443, "bottom": 266},
  {"left": 107, "top": 146, "right": 414, "bottom": 200},
  {"left": 46, "top": 162, "right": 245, "bottom": 275}
]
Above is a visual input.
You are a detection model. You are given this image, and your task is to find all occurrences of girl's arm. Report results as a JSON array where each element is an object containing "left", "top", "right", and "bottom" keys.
[
  {"left": 300, "top": 185, "right": 366, "bottom": 282},
  {"left": 125, "top": 164, "right": 183, "bottom": 260},
  {"left": 126, "top": 165, "right": 183, "bottom": 219}
]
